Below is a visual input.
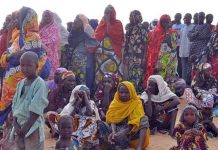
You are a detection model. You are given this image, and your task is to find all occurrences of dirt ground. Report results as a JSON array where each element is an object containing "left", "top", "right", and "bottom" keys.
[{"left": 44, "top": 99, "right": 218, "bottom": 150}]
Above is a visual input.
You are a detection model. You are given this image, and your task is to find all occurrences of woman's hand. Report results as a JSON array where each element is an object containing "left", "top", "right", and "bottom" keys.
[{"left": 108, "top": 132, "right": 115, "bottom": 144}]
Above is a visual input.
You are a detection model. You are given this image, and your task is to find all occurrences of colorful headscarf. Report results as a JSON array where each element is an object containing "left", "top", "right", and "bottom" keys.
[
  {"left": 141, "top": 75, "right": 177, "bottom": 103},
  {"left": 39, "top": 10, "right": 60, "bottom": 76},
  {"left": 94, "top": 5, "right": 124, "bottom": 59},
  {"left": 55, "top": 67, "right": 67, "bottom": 74},
  {"left": 106, "top": 81, "right": 145, "bottom": 132},
  {"left": 61, "top": 70, "right": 75, "bottom": 80}
]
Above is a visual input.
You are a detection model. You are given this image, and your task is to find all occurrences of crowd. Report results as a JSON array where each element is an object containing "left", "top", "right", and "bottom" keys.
[{"left": 0, "top": 4, "right": 217, "bottom": 150}]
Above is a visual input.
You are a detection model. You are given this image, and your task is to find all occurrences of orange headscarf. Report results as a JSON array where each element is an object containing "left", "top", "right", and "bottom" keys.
[
  {"left": 94, "top": 5, "right": 124, "bottom": 59},
  {"left": 106, "top": 81, "right": 145, "bottom": 132}
]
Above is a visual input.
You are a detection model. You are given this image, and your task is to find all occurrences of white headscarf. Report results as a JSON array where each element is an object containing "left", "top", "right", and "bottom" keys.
[{"left": 141, "top": 75, "right": 177, "bottom": 103}]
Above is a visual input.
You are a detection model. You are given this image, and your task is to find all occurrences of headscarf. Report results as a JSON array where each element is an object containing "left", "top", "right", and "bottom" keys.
[
  {"left": 141, "top": 75, "right": 177, "bottom": 103},
  {"left": 106, "top": 81, "right": 145, "bottom": 132},
  {"left": 144, "top": 14, "right": 176, "bottom": 86},
  {"left": 60, "top": 85, "right": 90, "bottom": 116},
  {"left": 95, "top": 72, "right": 119, "bottom": 101},
  {"left": 39, "top": 10, "right": 60, "bottom": 75},
  {"left": 78, "top": 14, "right": 94, "bottom": 37},
  {"left": 55, "top": 67, "right": 67, "bottom": 74},
  {"left": 69, "top": 85, "right": 90, "bottom": 104},
  {"left": 54, "top": 13, "right": 69, "bottom": 46},
  {"left": 180, "top": 105, "right": 199, "bottom": 125},
  {"left": 68, "top": 16, "right": 97, "bottom": 52},
  {"left": 61, "top": 70, "right": 75, "bottom": 80},
  {"left": 201, "top": 94, "right": 214, "bottom": 108},
  {"left": 94, "top": 5, "right": 124, "bottom": 59},
  {"left": 124, "top": 10, "right": 147, "bottom": 60}
]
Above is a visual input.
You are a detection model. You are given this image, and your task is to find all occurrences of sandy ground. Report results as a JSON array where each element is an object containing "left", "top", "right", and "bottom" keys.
[{"left": 44, "top": 99, "right": 218, "bottom": 150}]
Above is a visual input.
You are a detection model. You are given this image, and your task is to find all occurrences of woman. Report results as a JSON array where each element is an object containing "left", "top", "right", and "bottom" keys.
[
  {"left": 141, "top": 75, "right": 180, "bottom": 136},
  {"left": 94, "top": 4, "right": 124, "bottom": 85},
  {"left": 0, "top": 7, "right": 50, "bottom": 125},
  {"left": 66, "top": 15, "right": 98, "bottom": 89},
  {"left": 103, "top": 81, "right": 150, "bottom": 150},
  {"left": 144, "top": 15, "right": 178, "bottom": 87},
  {"left": 207, "top": 22, "right": 218, "bottom": 78},
  {"left": 124, "top": 10, "right": 148, "bottom": 93},
  {"left": 46, "top": 67, "right": 67, "bottom": 92},
  {"left": 45, "top": 71, "right": 76, "bottom": 137},
  {"left": 188, "top": 12, "right": 211, "bottom": 69},
  {"left": 192, "top": 63, "right": 217, "bottom": 103},
  {"left": 39, "top": 10, "right": 60, "bottom": 78},
  {"left": 60, "top": 85, "right": 100, "bottom": 149},
  {"left": 94, "top": 72, "right": 119, "bottom": 120}
]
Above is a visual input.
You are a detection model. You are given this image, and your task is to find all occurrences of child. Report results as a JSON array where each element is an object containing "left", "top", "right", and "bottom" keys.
[
  {"left": 170, "top": 105, "right": 208, "bottom": 150},
  {"left": 55, "top": 115, "right": 79, "bottom": 150},
  {"left": 60, "top": 85, "right": 100, "bottom": 149},
  {"left": 199, "top": 94, "right": 218, "bottom": 137},
  {"left": 10, "top": 51, "right": 48, "bottom": 150}
]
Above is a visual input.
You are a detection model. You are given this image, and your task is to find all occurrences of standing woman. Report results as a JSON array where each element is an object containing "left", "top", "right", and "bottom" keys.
[
  {"left": 94, "top": 5, "right": 124, "bottom": 84},
  {"left": 39, "top": 10, "right": 60, "bottom": 78},
  {"left": 124, "top": 10, "right": 148, "bottom": 93},
  {"left": 0, "top": 7, "right": 50, "bottom": 124},
  {"left": 144, "top": 15, "right": 178, "bottom": 87},
  {"left": 207, "top": 23, "right": 218, "bottom": 78},
  {"left": 67, "top": 15, "right": 98, "bottom": 88}
]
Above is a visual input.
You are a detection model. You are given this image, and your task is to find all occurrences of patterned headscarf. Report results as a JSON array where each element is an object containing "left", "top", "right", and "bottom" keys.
[
  {"left": 21, "top": 7, "right": 41, "bottom": 49},
  {"left": 130, "top": 10, "right": 143, "bottom": 25},
  {"left": 61, "top": 71, "right": 75, "bottom": 80}
]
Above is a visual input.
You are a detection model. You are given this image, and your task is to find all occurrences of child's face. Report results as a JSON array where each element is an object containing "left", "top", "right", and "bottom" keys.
[
  {"left": 20, "top": 58, "right": 37, "bottom": 78},
  {"left": 183, "top": 109, "right": 196, "bottom": 126},
  {"left": 118, "top": 85, "right": 130, "bottom": 102},
  {"left": 202, "top": 107, "right": 212, "bottom": 115},
  {"left": 59, "top": 119, "right": 73, "bottom": 139},
  {"left": 103, "top": 76, "right": 114, "bottom": 87}
]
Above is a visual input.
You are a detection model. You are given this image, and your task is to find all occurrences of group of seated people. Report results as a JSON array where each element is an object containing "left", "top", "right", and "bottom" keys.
[{"left": 42, "top": 61, "right": 217, "bottom": 149}]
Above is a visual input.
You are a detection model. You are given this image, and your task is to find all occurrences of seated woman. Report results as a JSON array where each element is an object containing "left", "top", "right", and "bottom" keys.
[
  {"left": 60, "top": 85, "right": 100, "bottom": 149},
  {"left": 94, "top": 72, "right": 119, "bottom": 120},
  {"left": 46, "top": 67, "right": 67, "bottom": 92},
  {"left": 170, "top": 105, "right": 208, "bottom": 150},
  {"left": 141, "top": 75, "right": 180, "bottom": 136},
  {"left": 45, "top": 71, "right": 76, "bottom": 137},
  {"left": 192, "top": 63, "right": 217, "bottom": 103},
  {"left": 103, "top": 81, "right": 150, "bottom": 150},
  {"left": 175, "top": 79, "right": 204, "bottom": 109},
  {"left": 199, "top": 95, "right": 218, "bottom": 137}
]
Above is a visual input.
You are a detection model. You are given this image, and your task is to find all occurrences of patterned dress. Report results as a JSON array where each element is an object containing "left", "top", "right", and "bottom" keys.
[
  {"left": 95, "top": 37, "right": 123, "bottom": 85},
  {"left": 170, "top": 123, "right": 208, "bottom": 150},
  {"left": 207, "top": 32, "right": 218, "bottom": 78},
  {"left": 188, "top": 24, "right": 211, "bottom": 68},
  {"left": 124, "top": 15, "right": 148, "bottom": 92},
  {"left": 155, "top": 32, "right": 178, "bottom": 84}
]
